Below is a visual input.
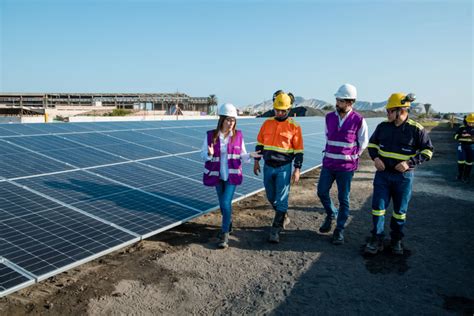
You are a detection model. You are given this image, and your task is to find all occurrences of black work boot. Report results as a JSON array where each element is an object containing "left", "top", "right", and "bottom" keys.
[
  {"left": 218, "top": 233, "right": 229, "bottom": 249},
  {"left": 463, "top": 164, "right": 472, "bottom": 183},
  {"left": 332, "top": 229, "right": 344, "bottom": 245},
  {"left": 319, "top": 216, "right": 334, "bottom": 233},
  {"left": 391, "top": 239, "right": 403, "bottom": 255},
  {"left": 268, "top": 212, "right": 285, "bottom": 243},
  {"left": 268, "top": 227, "right": 282, "bottom": 243},
  {"left": 365, "top": 236, "right": 384, "bottom": 254},
  {"left": 456, "top": 163, "right": 465, "bottom": 180},
  {"left": 283, "top": 213, "right": 290, "bottom": 230}
]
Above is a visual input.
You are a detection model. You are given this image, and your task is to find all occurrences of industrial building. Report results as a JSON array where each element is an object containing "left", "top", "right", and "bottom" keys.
[{"left": 0, "top": 92, "right": 218, "bottom": 117}]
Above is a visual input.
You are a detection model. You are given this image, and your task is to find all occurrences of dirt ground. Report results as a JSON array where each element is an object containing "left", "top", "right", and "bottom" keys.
[{"left": 1, "top": 125, "right": 473, "bottom": 315}]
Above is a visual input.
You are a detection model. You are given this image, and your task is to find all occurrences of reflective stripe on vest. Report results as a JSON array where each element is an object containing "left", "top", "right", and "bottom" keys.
[
  {"left": 227, "top": 154, "right": 241, "bottom": 159},
  {"left": 204, "top": 168, "right": 220, "bottom": 177},
  {"left": 228, "top": 168, "right": 241, "bottom": 174},
  {"left": 324, "top": 152, "right": 359, "bottom": 161},
  {"left": 327, "top": 140, "right": 358, "bottom": 148}
]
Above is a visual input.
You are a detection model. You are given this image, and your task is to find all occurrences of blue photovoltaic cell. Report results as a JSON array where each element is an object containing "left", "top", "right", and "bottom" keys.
[
  {"left": 0, "top": 124, "right": 43, "bottom": 136},
  {"left": 0, "top": 139, "right": 29, "bottom": 155},
  {"left": 96, "top": 143, "right": 166, "bottom": 160},
  {"left": 0, "top": 148, "right": 73, "bottom": 180},
  {"left": 141, "top": 129, "right": 202, "bottom": 145},
  {"left": 143, "top": 178, "right": 219, "bottom": 212},
  {"left": 25, "top": 123, "right": 71, "bottom": 134},
  {"left": 235, "top": 176, "right": 265, "bottom": 196},
  {"left": 0, "top": 207, "right": 134, "bottom": 276},
  {"left": 16, "top": 170, "right": 131, "bottom": 205},
  {"left": 92, "top": 162, "right": 177, "bottom": 188},
  {"left": 0, "top": 126, "right": 21, "bottom": 137},
  {"left": 73, "top": 189, "right": 201, "bottom": 235},
  {"left": 0, "top": 263, "right": 33, "bottom": 296},
  {"left": 0, "top": 182, "right": 64, "bottom": 221},
  {"left": 36, "top": 123, "right": 90, "bottom": 134},
  {"left": 62, "top": 132, "right": 128, "bottom": 146},
  {"left": 240, "top": 162, "right": 263, "bottom": 179},
  {"left": 43, "top": 147, "right": 128, "bottom": 168},
  {"left": 7, "top": 135, "right": 84, "bottom": 152},
  {"left": 136, "top": 139, "right": 197, "bottom": 154},
  {"left": 142, "top": 155, "right": 202, "bottom": 178},
  {"left": 104, "top": 130, "right": 159, "bottom": 143}
]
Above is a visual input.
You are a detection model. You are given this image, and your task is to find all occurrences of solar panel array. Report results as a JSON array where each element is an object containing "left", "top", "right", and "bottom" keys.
[{"left": 0, "top": 117, "right": 381, "bottom": 296}]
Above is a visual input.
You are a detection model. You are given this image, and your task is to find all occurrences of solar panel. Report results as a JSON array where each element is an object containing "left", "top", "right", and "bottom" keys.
[
  {"left": 92, "top": 162, "right": 178, "bottom": 188},
  {"left": 0, "top": 260, "right": 34, "bottom": 297},
  {"left": 0, "top": 117, "right": 383, "bottom": 296},
  {"left": 0, "top": 141, "right": 74, "bottom": 179}
]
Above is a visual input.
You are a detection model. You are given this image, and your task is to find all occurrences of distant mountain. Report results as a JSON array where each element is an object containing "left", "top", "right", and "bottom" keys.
[{"left": 242, "top": 97, "right": 430, "bottom": 114}]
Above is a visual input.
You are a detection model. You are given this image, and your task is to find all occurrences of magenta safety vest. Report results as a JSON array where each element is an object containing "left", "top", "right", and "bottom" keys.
[
  {"left": 322, "top": 111, "right": 364, "bottom": 172},
  {"left": 203, "top": 130, "right": 243, "bottom": 186}
]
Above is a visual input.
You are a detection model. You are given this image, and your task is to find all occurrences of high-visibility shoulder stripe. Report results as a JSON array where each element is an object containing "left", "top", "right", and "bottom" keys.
[
  {"left": 263, "top": 145, "right": 295, "bottom": 154},
  {"left": 368, "top": 143, "right": 380, "bottom": 149},
  {"left": 407, "top": 119, "right": 424, "bottom": 130}
]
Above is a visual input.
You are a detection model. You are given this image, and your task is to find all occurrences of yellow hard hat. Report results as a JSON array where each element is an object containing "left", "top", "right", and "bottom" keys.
[
  {"left": 273, "top": 91, "right": 293, "bottom": 110},
  {"left": 466, "top": 113, "right": 474, "bottom": 123},
  {"left": 386, "top": 92, "right": 414, "bottom": 109}
]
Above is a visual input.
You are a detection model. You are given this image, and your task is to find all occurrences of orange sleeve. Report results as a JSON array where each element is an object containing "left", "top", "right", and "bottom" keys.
[{"left": 292, "top": 125, "right": 304, "bottom": 153}]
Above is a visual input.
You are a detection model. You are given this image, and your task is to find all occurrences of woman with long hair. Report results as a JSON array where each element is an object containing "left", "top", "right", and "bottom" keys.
[{"left": 201, "top": 103, "right": 260, "bottom": 249}]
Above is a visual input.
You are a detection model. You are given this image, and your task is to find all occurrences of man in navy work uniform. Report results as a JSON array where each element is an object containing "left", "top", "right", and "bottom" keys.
[
  {"left": 317, "top": 83, "right": 368, "bottom": 245},
  {"left": 454, "top": 113, "right": 474, "bottom": 183},
  {"left": 365, "top": 92, "right": 434, "bottom": 255}
]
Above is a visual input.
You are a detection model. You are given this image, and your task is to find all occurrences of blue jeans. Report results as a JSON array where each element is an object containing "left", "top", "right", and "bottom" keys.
[
  {"left": 215, "top": 180, "right": 237, "bottom": 233},
  {"left": 317, "top": 167, "right": 354, "bottom": 231},
  {"left": 371, "top": 170, "right": 414, "bottom": 240},
  {"left": 263, "top": 163, "right": 292, "bottom": 213},
  {"left": 458, "top": 143, "right": 473, "bottom": 164}
]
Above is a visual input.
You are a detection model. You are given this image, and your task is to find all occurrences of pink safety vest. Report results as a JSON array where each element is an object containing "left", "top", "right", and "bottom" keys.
[
  {"left": 203, "top": 130, "right": 243, "bottom": 186},
  {"left": 322, "top": 111, "right": 363, "bottom": 171}
]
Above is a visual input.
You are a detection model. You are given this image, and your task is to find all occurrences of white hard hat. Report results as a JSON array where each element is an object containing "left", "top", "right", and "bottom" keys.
[
  {"left": 218, "top": 103, "right": 238, "bottom": 118},
  {"left": 334, "top": 83, "right": 357, "bottom": 100}
]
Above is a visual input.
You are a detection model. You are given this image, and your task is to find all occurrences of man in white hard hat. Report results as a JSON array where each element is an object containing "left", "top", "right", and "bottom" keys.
[{"left": 317, "top": 84, "right": 368, "bottom": 245}]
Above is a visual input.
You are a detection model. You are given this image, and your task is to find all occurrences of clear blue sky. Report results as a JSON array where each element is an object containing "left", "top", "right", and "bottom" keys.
[{"left": 1, "top": 0, "right": 472, "bottom": 112}]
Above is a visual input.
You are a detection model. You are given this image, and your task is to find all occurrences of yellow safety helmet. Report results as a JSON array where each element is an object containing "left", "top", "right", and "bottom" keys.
[
  {"left": 386, "top": 92, "right": 416, "bottom": 109},
  {"left": 273, "top": 90, "right": 294, "bottom": 110},
  {"left": 466, "top": 113, "right": 474, "bottom": 123}
]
